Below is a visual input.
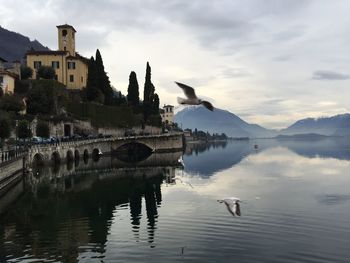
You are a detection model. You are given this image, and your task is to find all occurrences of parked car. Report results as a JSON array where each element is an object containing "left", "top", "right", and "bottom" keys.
[
  {"left": 71, "top": 134, "right": 82, "bottom": 140},
  {"left": 124, "top": 129, "right": 136, "bottom": 137}
]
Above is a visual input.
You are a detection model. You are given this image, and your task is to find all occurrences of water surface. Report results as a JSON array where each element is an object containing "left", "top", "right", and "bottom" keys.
[{"left": 1, "top": 138, "right": 350, "bottom": 262}]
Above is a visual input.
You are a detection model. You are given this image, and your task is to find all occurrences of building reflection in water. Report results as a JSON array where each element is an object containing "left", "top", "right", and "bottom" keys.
[{"left": 0, "top": 152, "right": 182, "bottom": 262}]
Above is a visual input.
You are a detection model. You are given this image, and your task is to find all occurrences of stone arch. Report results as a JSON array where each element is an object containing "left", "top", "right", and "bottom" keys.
[
  {"left": 74, "top": 149, "right": 80, "bottom": 160},
  {"left": 113, "top": 142, "right": 153, "bottom": 163},
  {"left": 83, "top": 149, "right": 89, "bottom": 159},
  {"left": 66, "top": 150, "right": 74, "bottom": 162},
  {"left": 33, "top": 153, "right": 44, "bottom": 167},
  {"left": 51, "top": 151, "right": 61, "bottom": 164},
  {"left": 92, "top": 148, "right": 101, "bottom": 162}
]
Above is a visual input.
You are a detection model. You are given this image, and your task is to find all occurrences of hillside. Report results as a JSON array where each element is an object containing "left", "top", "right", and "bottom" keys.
[
  {"left": 0, "top": 26, "right": 49, "bottom": 62},
  {"left": 280, "top": 114, "right": 350, "bottom": 136},
  {"left": 174, "top": 106, "right": 276, "bottom": 138}
]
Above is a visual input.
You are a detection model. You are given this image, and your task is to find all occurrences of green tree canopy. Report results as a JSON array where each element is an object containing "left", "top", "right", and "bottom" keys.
[
  {"left": 153, "top": 93, "right": 160, "bottom": 114},
  {"left": 0, "top": 117, "right": 11, "bottom": 142},
  {"left": 127, "top": 71, "right": 140, "bottom": 107},
  {"left": 26, "top": 80, "right": 67, "bottom": 115},
  {"left": 143, "top": 62, "right": 154, "bottom": 103},
  {"left": 20, "top": 65, "right": 33, "bottom": 80},
  {"left": 95, "top": 49, "right": 114, "bottom": 104},
  {"left": 143, "top": 62, "right": 160, "bottom": 120},
  {"left": 36, "top": 120, "right": 50, "bottom": 139},
  {"left": 0, "top": 94, "right": 25, "bottom": 113},
  {"left": 37, "top": 66, "right": 56, "bottom": 80},
  {"left": 17, "top": 120, "right": 32, "bottom": 140},
  {"left": 14, "top": 79, "right": 30, "bottom": 94}
]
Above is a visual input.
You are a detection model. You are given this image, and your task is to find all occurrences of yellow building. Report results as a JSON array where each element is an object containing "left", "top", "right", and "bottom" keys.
[
  {"left": 26, "top": 24, "right": 88, "bottom": 90},
  {"left": 0, "top": 57, "right": 17, "bottom": 94}
]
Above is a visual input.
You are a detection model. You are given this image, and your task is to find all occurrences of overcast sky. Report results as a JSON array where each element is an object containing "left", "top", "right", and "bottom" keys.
[{"left": 1, "top": 0, "right": 350, "bottom": 129}]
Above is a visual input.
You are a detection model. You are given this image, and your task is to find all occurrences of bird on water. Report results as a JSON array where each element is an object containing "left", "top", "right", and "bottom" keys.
[
  {"left": 175, "top": 82, "right": 214, "bottom": 111},
  {"left": 217, "top": 197, "right": 241, "bottom": 217}
]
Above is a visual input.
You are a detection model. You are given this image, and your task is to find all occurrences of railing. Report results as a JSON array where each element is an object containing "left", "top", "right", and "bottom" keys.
[
  {"left": 0, "top": 148, "right": 28, "bottom": 166},
  {"left": 29, "top": 133, "right": 183, "bottom": 150}
]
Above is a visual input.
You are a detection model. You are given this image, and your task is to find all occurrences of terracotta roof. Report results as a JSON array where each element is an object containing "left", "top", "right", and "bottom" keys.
[
  {"left": 26, "top": 50, "right": 68, "bottom": 56},
  {"left": 66, "top": 53, "right": 89, "bottom": 64},
  {"left": 56, "top": 24, "right": 77, "bottom": 32},
  {"left": 0, "top": 70, "right": 18, "bottom": 78},
  {"left": 0, "top": 57, "right": 7, "bottom": 62}
]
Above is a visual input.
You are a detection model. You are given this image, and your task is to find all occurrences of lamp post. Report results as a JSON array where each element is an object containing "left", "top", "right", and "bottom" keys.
[{"left": 15, "top": 120, "right": 18, "bottom": 154}]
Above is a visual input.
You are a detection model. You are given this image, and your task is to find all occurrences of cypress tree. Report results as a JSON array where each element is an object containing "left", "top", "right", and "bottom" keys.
[
  {"left": 143, "top": 62, "right": 152, "bottom": 102},
  {"left": 86, "top": 57, "right": 102, "bottom": 102},
  {"left": 153, "top": 93, "right": 160, "bottom": 114},
  {"left": 143, "top": 62, "right": 157, "bottom": 120},
  {"left": 127, "top": 71, "right": 139, "bottom": 106},
  {"left": 95, "top": 49, "right": 113, "bottom": 104}
]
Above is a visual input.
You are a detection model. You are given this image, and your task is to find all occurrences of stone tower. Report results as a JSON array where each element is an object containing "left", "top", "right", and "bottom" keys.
[{"left": 57, "top": 24, "right": 76, "bottom": 56}]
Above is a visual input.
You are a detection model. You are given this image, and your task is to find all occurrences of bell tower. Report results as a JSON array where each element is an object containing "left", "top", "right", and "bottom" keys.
[{"left": 57, "top": 24, "right": 76, "bottom": 56}]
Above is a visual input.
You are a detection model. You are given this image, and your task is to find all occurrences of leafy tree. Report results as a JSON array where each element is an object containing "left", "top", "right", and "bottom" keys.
[
  {"left": 17, "top": 120, "right": 32, "bottom": 140},
  {"left": 95, "top": 49, "right": 114, "bottom": 104},
  {"left": 36, "top": 120, "right": 50, "bottom": 139},
  {"left": 127, "top": 71, "right": 140, "bottom": 106},
  {"left": 0, "top": 94, "right": 25, "bottom": 113},
  {"left": 37, "top": 66, "right": 55, "bottom": 80},
  {"left": 14, "top": 79, "right": 30, "bottom": 94},
  {"left": 0, "top": 117, "right": 11, "bottom": 144},
  {"left": 20, "top": 65, "right": 33, "bottom": 80},
  {"left": 27, "top": 80, "right": 67, "bottom": 115}
]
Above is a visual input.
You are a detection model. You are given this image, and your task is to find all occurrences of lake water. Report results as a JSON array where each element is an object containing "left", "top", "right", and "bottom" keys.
[{"left": 1, "top": 138, "right": 350, "bottom": 262}]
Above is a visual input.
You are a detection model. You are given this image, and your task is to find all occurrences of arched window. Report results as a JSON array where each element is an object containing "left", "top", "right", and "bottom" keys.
[{"left": 62, "top": 29, "right": 67, "bottom": 36}]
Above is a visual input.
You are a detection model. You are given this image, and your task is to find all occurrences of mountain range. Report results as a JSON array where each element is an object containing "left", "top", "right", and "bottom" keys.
[
  {"left": 175, "top": 106, "right": 276, "bottom": 138},
  {"left": 0, "top": 26, "right": 49, "bottom": 63},
  {"left": 280, "top": 113, "right": 350, "bottom": 136},
  {"left": 175, "top": 106, "right": 350, "bottom": 138}
]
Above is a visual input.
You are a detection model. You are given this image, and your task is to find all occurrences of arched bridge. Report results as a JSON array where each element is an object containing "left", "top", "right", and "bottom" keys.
[{"left": 28, "top": 133, "right": 183, "bottom": 165}]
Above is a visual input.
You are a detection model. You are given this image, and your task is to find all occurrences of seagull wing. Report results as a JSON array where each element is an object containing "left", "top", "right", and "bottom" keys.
[
  {"left": 235, "top": 202, "right": 241, "bottom": 216},
  {"left": 175, "top": 82, "right": 197, "bottom": 99},
  {"left": 201, "top": 101, "right": 214, "bottom": 111},
  {"left": 224, "top": 200, "right": 236, "bottom": 216}
]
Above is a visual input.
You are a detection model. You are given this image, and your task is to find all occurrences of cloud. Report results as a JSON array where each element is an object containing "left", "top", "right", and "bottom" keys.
[
  {"left": 220, "top": 67, "right": 251, "bottom": 78},
  {"left": 312, "top": 70, "right": 350, "bottom": 80}
]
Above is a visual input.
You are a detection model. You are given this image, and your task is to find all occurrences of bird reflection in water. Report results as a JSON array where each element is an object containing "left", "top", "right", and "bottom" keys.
[
  {"left": 217, "top": 197, "right": 241, "bottom": 217},
  {"left": 174, "top": 177, "right": 194, "bottom": 188}
]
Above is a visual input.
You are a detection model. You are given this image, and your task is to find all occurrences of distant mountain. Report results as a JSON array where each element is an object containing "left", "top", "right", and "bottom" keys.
[
  {"left": 0, "top": 26, "right": 49, "bottom": 62},
  {"left": 280, "top": 114, "right": 350, "bottom": 136},
  {"left": 174, "top": 106, "right": 276, "bottom": 138},
  {"left": 275, "top": 133, "right": 328, "bottom": 140}
]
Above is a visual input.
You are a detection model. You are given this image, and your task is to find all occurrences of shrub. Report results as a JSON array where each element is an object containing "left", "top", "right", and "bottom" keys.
[
  {"left": 0, "top": 94, "right": 25, "bottom": 114},
  {"left": 0, "top": 117, "right": 11, "bottom": 142},
  {"left": 36, "top": 120, "right": 50, "bottom": 138},
  {"left": 16, "top": 120, "right": 32, "bottom": 140},
  {"left": 21, "top": 65, "right": 33, "bottom": 80},
  {"left": 37, "top": 66, "right": 55, "bottom": 80}
]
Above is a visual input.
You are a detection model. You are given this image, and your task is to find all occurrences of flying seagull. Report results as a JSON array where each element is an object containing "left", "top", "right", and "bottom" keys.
[
  {"left": 175, "top": 82, "right": 214, "bottom": 111},
  {"left": 217, "top": 197, "right": 241, "bottom": 217}
]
